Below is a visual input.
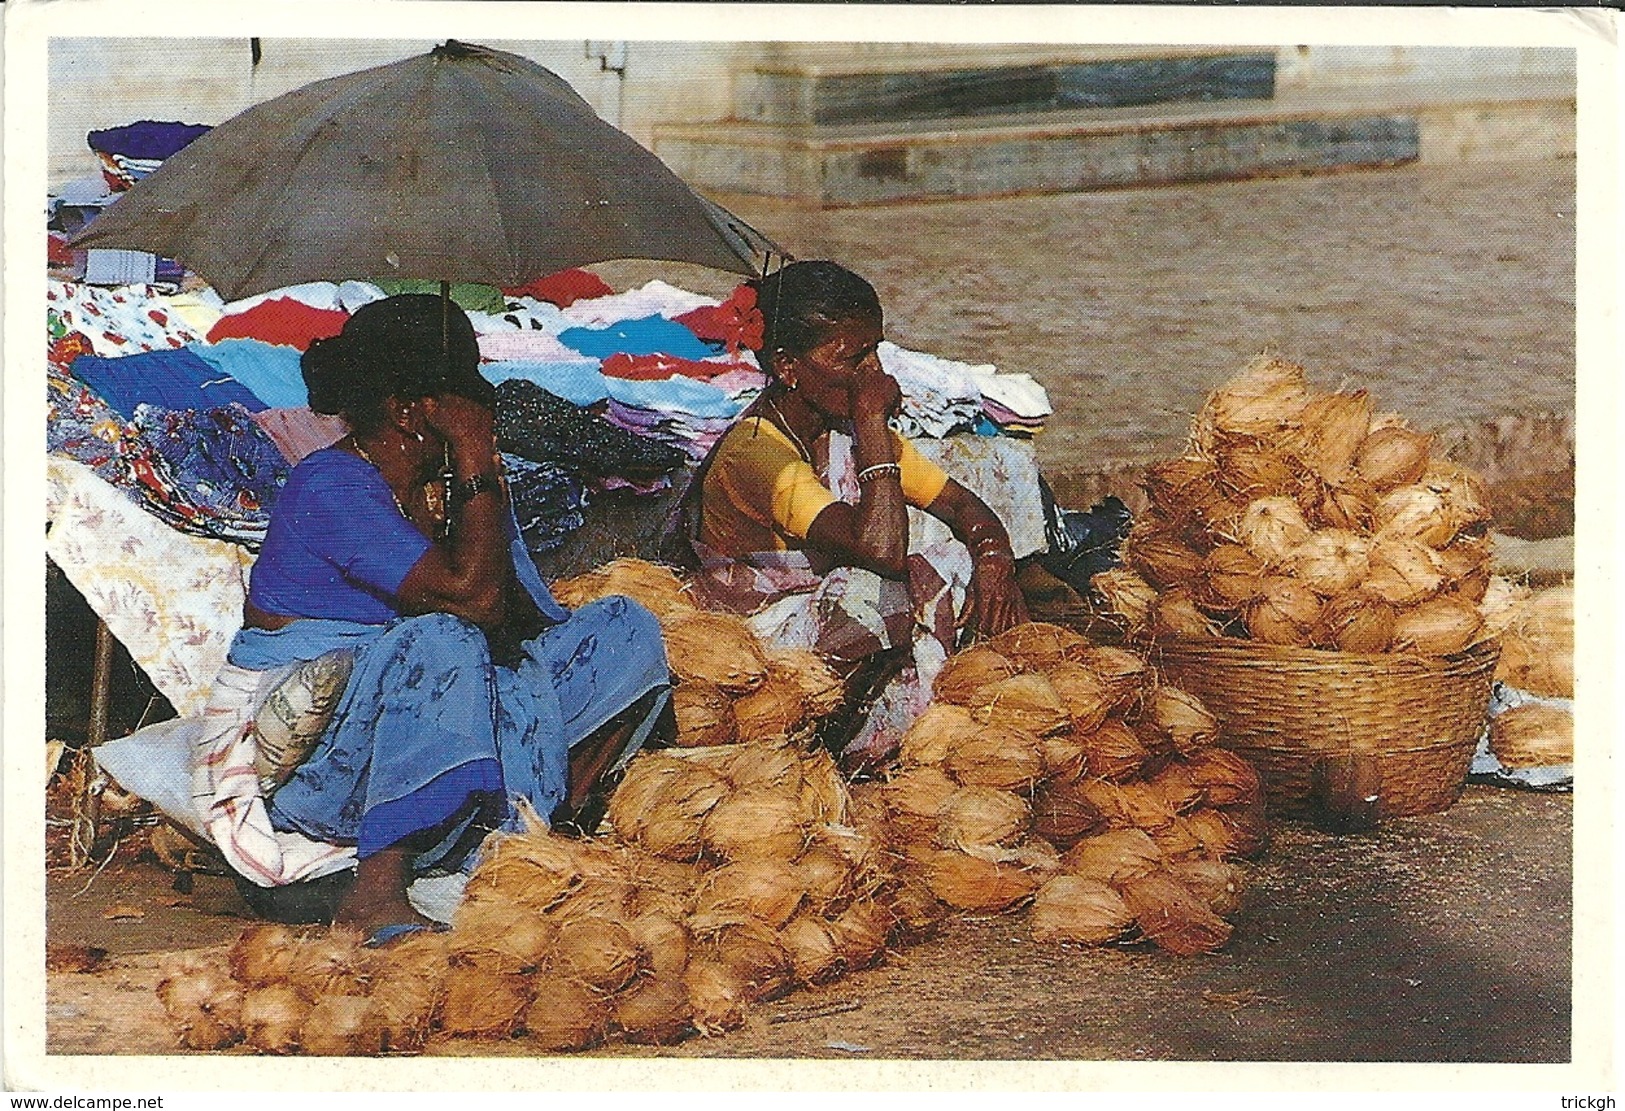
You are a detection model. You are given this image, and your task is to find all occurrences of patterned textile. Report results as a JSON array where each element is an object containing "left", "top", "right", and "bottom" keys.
[
  {"left": 131, "top": 402, "right": 290, "bottom": 534},
  {"left": 46, "top": 457, "right": 256, "bottom": 718},
  {"left": 910, "top": 434, "right": 1049, "bottom": 560},
  {"left": 48, "top": 280, "right": 206, "bottom": 358},
  {"left": 502, "top": 453, "right": 589, "bottom": 557},
  {"left": 494, "top": 378, "right": 686, "bottom": 479},
  {"left": 252, "top": 652, "right": 356, "bottom": 793},
  {"left": 250, "top": 406, "right": 349, "bottom": 464}
]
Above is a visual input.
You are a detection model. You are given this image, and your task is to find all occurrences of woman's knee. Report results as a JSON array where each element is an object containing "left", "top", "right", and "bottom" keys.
[{"left": 383, "top": 612, "right": 491, "bottom": 664}]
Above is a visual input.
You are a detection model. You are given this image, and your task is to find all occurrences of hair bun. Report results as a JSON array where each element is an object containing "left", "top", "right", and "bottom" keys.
[{"left": 302, "top": 334, "right": 360, "bottom": 416}]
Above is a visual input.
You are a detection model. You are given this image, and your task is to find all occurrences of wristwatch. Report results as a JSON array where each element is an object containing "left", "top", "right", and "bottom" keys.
[{"left": 454, "top": 472, "right": 501, "bottom": 503}]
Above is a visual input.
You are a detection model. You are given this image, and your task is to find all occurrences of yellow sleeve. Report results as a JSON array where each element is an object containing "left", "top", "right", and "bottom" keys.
[
  {"left": 705, "top": 418, "right": 837, "bottom": 548},
  {"left": 893, "top": 432, "right": 950, "bottom": 509},
  {"left": 772, "top": 461, "right": 839, "bottom": 540}
]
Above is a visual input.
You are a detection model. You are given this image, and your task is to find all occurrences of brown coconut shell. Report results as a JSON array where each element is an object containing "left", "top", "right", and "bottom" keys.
[
  {"left": 1236, "top": 496, "right": 1314, "bottom": 566},
  {"left": 1038, "top": 730, "right": 1092, "bottom": 781},
  {"left": 440, "top": 964, "right": 533, "bottom": 1039},
  {"left": 1201, "top": 544, "right": 1269, "bottom": 609},
  {"left": 830, "top": 900, "right": 893, "bottom": 971},
  {"left": 1147, "top": 763, "right": 1204, "bottom": 815},
  {"left": 300, "top": 995, "right": 384, "bottom": 1057},
  {"left": 1182, "top": 748, "right": 1264, "bottom": 810},
  {"left": 1090, "top": 568, "right": 1159, "bottom": 633},
  {"left": 936, "top": 785, "right": 1031, "bottom": 850},
  {"left": 899, "top": 703, "right": 979, "bottom": 766},
  {"left": 721, "top": 743, "right": 802, "bottom": 791},
  {"left": 1143, "top": 456, "right": 1225, "bottom": 519},
  {"left": 1111, "top": 781, "right": 1179, "bottom": 833},
  {"left": 1073, "top": 777, "right": 1135, "bottom": 829},
  {"left": 699, "top": 920, "right": 794, "bottom": 1003},
  {"left": 1060, "top": 829, "right": 1165, "bottom": 886},
  {"left": 796, "top": 845, "right": 857, "bottom": 914},
  {"left": 797, "top": 749, "right": 851, "bottom": 826},
  {"left": 1244, "top": 577, "right": 1323, "bottom": 646},
  {"left": 449, "top": 899, "right": 556, "bottom": 975},
  {"left": 1489, "top": 703, "right": 1573, "bottom": 767},
  {"left": 462, "top": 837, "right": 582, "bottom": 913},
  {"left": 1184, "top": 806, "right": 1268, "bottom": 861},
  {"left": 1127, "top": 531, "right": 1207, "bottom": 592},
  {"left": 921, "top": 849, "right": 1041, "bottom": 912},
  {"left": 684, "top": 959, "right": 750, "bottom": 1036},
  {"left": 554, "top": 558, "right": 696, "bottom": 619},
  {"left": 1480, "top": 576, "right": 1536, "bottom": 640},
  {"left": 1215, "top": 440, "right": 1303, "bottom": 503},
  {"left": 1391, "top": 595, "right": 1484, "bottom": 657},
  {"left": 1313, "top": 476, "right": 1379, "bottom": 533},
  {"left": 1494, "top": 584, "right": 1573, "bottom": 697},
  {"left": 228, "top": 923, "right": 304, "bottom": 988},
  {"left": 672, "top": 681, "right": 738, "bottom": 748},
  {"left": 1374, "top": 485, "right": 1458, "bottom": 548},
  {"left": 366, "top": 973, "right": 443, "bottom": 1054},
  {"left": 1074, "top": 645, "right": 1150, "bottom": 712},
  {"left": 1355, "top": 425, "right": 1432, "bottom": 490},
  {"left": 691, "top": 858, "right": 807, "bottom": 930},
  {"left": 1287, "top": 389, "right": 1372, "bottom": 483},
  {"left": 1363, "top": 537, "right": 1447, "bottom": 607},
  {"left": 1074, "top": 720, "right": 1151, "bottom": 783},
  {"left": 768, "top": 647, "right": 845, "bottom": 718},
  {"left": 662, "top": 611, "right": 768, "bottom": 693},
  {"left": 778, "top": 915, "right": 847, "bottom": 986},
  {"left": 157, "top": 952, "right": 243, "bottom": 1050},
  {"left": 1029, "top": 875, "right": 1136, "bottom": 944},
  {"left": 551, "top": 877, "right": 636, "bottom": 924},
  {"left": 523, "top": 978, "right": 610, "bottom": 1052},
  {"left": 1168, "top": 859, "right": 1246, "bottom": 917},
  {"left": 702, "top": 788, "right": 810, "bottom": 861},
  {"left": 933, "top": 645, "right": 1020, "bottom": 704},
  {"left": 629, "top": 766, "right": 732, "bottom": 862},
  {"left": 552, "top": 916, "right": 643, "bottom": 993},
  {"left": 614, "top": 973, "right": 694, "bottom": 1046},
  {"left": 1200, "top": 355, "right": 1312, "bottom": 440},
  {"left": 1288, "top": 530, "right": 1373, "bottom": 597},
  {"left": 881, "top": 765, "right": 960, "bottom": 834},
  {"left": 942, "top": 723, "right": 1045, "bottom": 791},
  {"left": 1152, "top": 589, "right": 1223, "bottom": 641},
  {"left": 731, "top": 673, "right": 810, "bottom": 740},
  {"left": 1150, "top": 817, "right": 1207, "bottom": 861},
  {"left": 1437, "top": 537, "right": 1494, "bottom": 603},
  {"left": 1031, "top": 777, "right": 1111, "bottom": 849},
  {"left": 967, "top": 674, "right": 1071, "bottom": 737},
  {"left": 1043, "top": 662, "right": 1114, "bottom": 732},
  {"left": 1145, "top": 686, "right": 1220, "bottom": 757},
  {"left": 626, "top": 913, "right": 692, "bottom": 978},
  {"left": 1311, "top": 591, "right": 1396, "bottom": 654},
  {"left": 239, "top": 984, "right": 310, "bottom": 1055},
  {"left": 1421, "top": 460, "right": 1492, "bottom": 530},
  {"left": 882, "top": 873, "right": 950, "bottom": 942},
  {"left": 986, "top": 621, "right": 1093, "bottom": 672},
  {"left": 285, "top": 928, "right": 369, "bottom": 1002},
  {"left": 1118, "top": 872, "right": 1234, "bottom": 956}
]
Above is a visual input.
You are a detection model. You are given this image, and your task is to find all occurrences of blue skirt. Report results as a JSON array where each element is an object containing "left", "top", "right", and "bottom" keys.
[{"left": 265, "top": 596, "right": 669, "bottom": 862}]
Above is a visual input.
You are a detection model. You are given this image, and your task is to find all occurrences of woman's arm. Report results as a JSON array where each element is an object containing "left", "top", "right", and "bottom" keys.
[
  {"left": 804, "top": 365, "right": 910, "bottom": 577},
  {"left": 394, "top": 395, "right": 509, "bottom": 629},
  {"left": 926, "top": 478, "right": 1030, "bottom": 641}
]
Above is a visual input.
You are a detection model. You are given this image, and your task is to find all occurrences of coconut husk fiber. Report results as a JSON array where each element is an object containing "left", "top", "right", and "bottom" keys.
[
  {"left": 830, "top": 901, "right": 893, "bottom": 971},
  {"left": 1127, "top": 529, "right": 1207, "bottom": 592},
  {"left": 1214, "top": 439, "right": 1304, "bottom": 503},
  {"left": 552, "top": 915, "right": 643, "bottom": 993},
  {"left": 1288, "top": 530, "right": 1373, "bottom": 596},
  {"left": 766, "top": 647, "right": 844, "bottom": 718},
  {"left": 1090, "top": 568, "right": 1158, "bottom": 633},
  {"left": 731, "top": 672, "right": 810, "bottom": 740},
  {"left": 1143, "top": 456, "right": 1224, "bottom": 520},
  {"left": 698, "top": 920, "right": 794, "bottom": 1003},
  {"left": 1029, "top": 875, "right": 1136, "bottom": 945},
  {"left": 1236, "top": 496, "right": 1313, "bottom": 566},
  {"left": 1030, "top": 776, "right": 1111, "bottom": 849},
  {"left": 1152, "top": 588, "right": 1223, "bottom": 641},
  {"left": 936, "top": 785, "right": 1031, "bottom": 850},
  {"left": 1355, "top": 424, "right": 1432, "bottom": 490},
  {"left": 720, "top": 742, "right": 802, "bottom": 791},
  {"left": 671, "top": 680, "right": 738, "bottom": 748},
  {"left": 1391, "top": 595, "right": 1484, "bottom": 656},
  {"left": 1196, "top": 354, "right": 1311, "bottom": 443},
  {"left": 1200, "top": 544, "right": 1268, "bottom": 610},
  {"left": 1060, "top": 829, "right": 1165, "bottom": 887},
  {"left": 1144, "top": 686, "right": 1219, "bottom": 757},
  {"left": 1074, "top": 645, "right": 1149, "bottom": 712},
  {"left": 882, "top": 872, "right": 951, "bottom": 943},
  {"left": 229, "top": 923, "right": 303, "bottom": 988},
  {"left": 1494, "top": 585, "right": 1573, "bottom": 698},
  {"left": 933, "top": 645, "right": 1019, "bottom": 704},
  {"left": 1490, "top": 703, "right": 1574, "bottom": 768},
  {"left": 1244, "top": 577, "right": 1322, "bottom": 646},
  {"left": 1147, "top": 762, "right": 1204, "bottom": 815},
  {"left": 1182, "top": 748, "right": 1264, "bottom": 809},
  {"left": 881, "top": 765, "right": 960, "bottom": 838},
  {"left": 702, "top": 787, "right": 810, "bottom": 861},
  {"left": 942, "top": 723, "right": 1044, "bottom": 791},
  {"left": 898, "top": 704, "right": 980, "bottom": 766},
  {"left": 1038, "top": 729, "right": 1091, "bottom": 781},
  {"left": 239, "top": 984, "right": 310, "bottom": 1055},
  {"left": 690, "top": 857, "right": 806, "bottom": 930},
  {"left": 626, "top": 912, "right": 692, "bottom": 978},
  {"left": 1285, "top": 389, "right": 1372, "bottom": 484},
  {"left": 1118, "top": 871, "right": 1234, "bottom": 956},
  {"left": 985, "top": 621, "right": 1093, "bottom": 672},
  {"left": 300, "top": 994, "right": 385, "bottom": 1057},
  {"left": 795, "top": 844, "right": 857, "bottom": 914},
  {"left": 662, "top": 611, "right": 768, "bottom": 692},
  {"left": 1313, "top": 475, "right": 1379, "bottom": 533},
  {"left": 552, "top": 558, "right": 697, "bottom": 619},
  {"left": 449, "top": 898, "right": 556, "bottom": 975},
  {"left": 779, "top": 915, "right": 847, "bottom": 986},
  {"left": 1044, "top": 662, "right": 1114, "bottom": 732},
  {"left": 614, "top": 973, "right": 695, "bottom": 1045},
  {"left": 439, "top": 964, "right": 533, "bottom": 1039},
  {"left": 797, "top": 749, "right": 851, "bottom": 826},
  {"left": 920, "top": 849, "right": 1041, "bottom": 912},
  {"left": 284, "top": 928, "right": 369, "bottom": 1002},
  {"left": 1168, "top": 859, "right": 1246, "bottom": 917},
  {"left": 157, "top": 952, "right": 244, "bottom": 1050},
  {"left": 1073, "top": 720, "right": 1150, "bottom": 783},
  {"left": 1311, "top": 591, "right": 1396, "bottom": 654},
  {"left": 523, "top": 978, "right": 611, "bottom": 1051},
  {"left": 1374, "top": 485, "right": 1459, "bottom": 548}
]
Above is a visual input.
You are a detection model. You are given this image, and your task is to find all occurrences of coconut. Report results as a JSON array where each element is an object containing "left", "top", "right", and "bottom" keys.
[
  {"left": 1436, "top": 537, "right": 1494, "bottom": 602},
  {"left": 299, "top": 995, "right": 384, "bottom": 1057},
  {"left": 1111, "top": 782, "right": 1179, "bottom": 833},
  {"left": 882, "top": 873, "right": 950, "bottom": 942},
  {"left": 682, "top": 959, "right": 749, "bottom": 1036},
  {"left": 1146, "top": 687, "right": 1220, "bottom": 757},
  {"left": 1314, "top": 476, "right": 1379, "bottom": 533},
  {"left": 898, "top": 704, "right": 979, "bottom": 766},
  {"left": 691, "top": 858, "right": 806, "bottom": 930},
  {"left": 1311, "top": 591, "right": 1396, "bottom": 654},
  {"left": 614, "top": 974, "right": 694, "bottom": 1045},
  {"left": 662, "top": 612, "right": 768, "bottom": 692},
  {"left": 1490, "top": 704, "right": 1574, "bottom": 768},
  {"left": 1287, "top": 389, "right": 1372, "bottom": 483},
  {"left": 775, "top": 915, "right": 845, "bottom": 986},
  {"left": 702, "top": 788, "right": 810, "bottom": 861},
  {"left": 1288, "top": 530, "right": 1372, "bottom": 596},
  {"left": 1201, "top": 354, "right": 1312, "bottom": 439},
  {"left": 1244, "top": 577, "right": 1323, "bottom": 646},
  {"left": 942, "top": 724, "right": 1045, "bottom": 791},
  {"left": 366, "top": 972, "right": 443, "bottom": 1054},
  {"left": 625, "top": 913, "right": 692, "bottom": 979},
  {"left": 462, "top": 838, "right": 582, "bottom": 913},
  {"left": 881, "top": 765, "right": 960, "bottom": 835},
  {"left": 1391, "top": 595, "right": 1484, "bottom": 656},
  {"left": 721, "top": 743, "right": 802, "bottom": 791},
  {"left": 629, "top": 886, "right": 691, "bottom": 924},
  {"left": 1355, "top": 425, "right": 1432, "bottom": 490},
  {"left": 552, "top": 916, "right": 643, "bottom": 993},
  {"left": 1421, "top": 459, "right": 1492, "bottom": 530},
  {"left": 285, "top": 929, "right": 369, "bottom": 1002},
  {"left": 1150, "top": 818, "right": 1207, "bottom": 861},
  {"left": 1043, "top": 662, "right": 1114, "bottom": 732},
  {"left": 1117, "top": 872, "right": 1234, "bottom": 956},
  {"left": 1184, "top": 807, "right": 1266, "bottom": 861},
  {"left": 1363, "top": 537, "right": 1447, "bottom": 607},
  {"left": 795, "top": 845, "right": 856, "bottom": 914},
  {"left": 920, "top": 849, "right": 1041, "bottom": 912},
  {"left": 1030, "top": 779, "right": 1111, "bottom": 849},
  {"left": 1090, "top": 568, "right": 1159, "bottom": 632},
  {"left": 551, "top": 878, "right": 636, "bottom": 924},
  {"left": 1074, "top": 721, "right": 1151, "bottom": 783},
  {"left": 523, "top": 978, "right": 610, "bottom": 1051},
  {"left": 933, "top": 645, "right": 1020, "bottom": 704},
  {"left": 699, "top": 920, "right": 794, "bottom": 1003},
  {"left": 1143, "top": 456, "right": 1225, "bottom": 519},
  {"left": 1167, "top": 859, "right": 1246, "bottom": 917},
  {"left": 440, "top": 964, "right": 532, "bottom": 1038},
  {"left": 936, "top": 786, "right": 1031, "bottom": 850},
  {"left": 1201, "top": 544, "right": 1269, "bottom": 609},
  {"left": 767, "top": 647, "right": 845, "bottom": 718},
  {"left": 1147, "top": 763, "right": 1204, "bottom": 814},
  {"left": 239, "top": 984, "right": 309, "bottom": 1055},
  {"left": 671, "top": 681, "right": 738, "bottom": 748},
  {"left": 608, "top": 754, "right": 710, "bottom": 837},
  {"left": 1127, "top": 532, "right": 1207, "bottom": 592},
  {"left": 1373, "top": 485, "right": 1458, "bottom": 548},
  {"left": 731, "top": 673, "right": 810, "bottom": 740},
  {"left": 1494, "top": 584, "right": 1573, "bottom": 697},
  {"left": 627, "top": 766, "right": 731, "bottom": 862},
  {"left": 554, "top": 558, "right": 696, "bottom": 619},
  {"left": 1215, "top": 440, "right": 1303, "bottom": 503},
  {"left": 797, "top": 749, "right": 852, "bottom": 826},
  {"left": 449, "top": 900, "right": 555, "bottom": 975},
  {"left": 1038, "top": 730, "right": 1091, "bottom": 781},
  {"left": 1029, "top": 875, "right": 1136, "bottom": 944},
  {"left": 1479, "top": 576, "right": 1536, "bottom": 640},
  {"left": 986, "top": 621, "right": 1093, "bottom": 672},
  {"left": 1182, "top": 748, "right": 1263, "bottom": 809},
  {"left": 156, "top": 952, "right": 243, "bottom": 1051},
  {"left": 968, "top": 674, "right": 1071, "bottom": 737},
  {"left": 1152, "top": 589, "right": 1223, "bottom": 641},
  {"left": 1074, "top": 646, "right": 1149, "bottom": 711},
  {"left": 829, "top": 901, "right": 893, "bottom": 971},
  {"left": 1060, "top": 829, "right": 1164, "bottom": 886},
  {"left": 1072, "top": 777, "right": 1134, "bottom": 829},
  {"left": 1236, "top": 496, "right": 1313, "bottom": 566},
  {"left": 229, "top": 923, "right": 303, "bottom": 988}
]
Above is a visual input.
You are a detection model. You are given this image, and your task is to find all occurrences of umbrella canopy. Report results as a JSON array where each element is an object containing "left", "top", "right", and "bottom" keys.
[{"left": 71, "top": 40, "right": 781, "bottom": 300}]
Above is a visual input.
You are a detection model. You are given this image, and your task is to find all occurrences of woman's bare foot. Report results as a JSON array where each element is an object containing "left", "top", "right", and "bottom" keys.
[{"left": 332, "top": 847, "right": 437, "bottom": 938}]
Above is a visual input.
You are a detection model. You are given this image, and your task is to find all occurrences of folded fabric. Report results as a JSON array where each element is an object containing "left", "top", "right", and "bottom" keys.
[
  {"left": 970, "top": 368, "right": 1053, "bottom": 421},
  {"left": 501, "top": 453, "right": 589, "bottom": 556},
  {"left": 251, "top": 407, "right": 350, "bottom": 464},
  {"left": 879, "top": 341, "right": 985, "bottom": 439},
  {"left": 373, "top": 279, "right": 506, "bottom": 315},
  {"left": 494, "top": 379, "right": 686, "bottom": 479},
  {"left": 674, "top": 284, "right": 764, "bottom": 354},
  {"left": 207, "top": 298, "right": 349, "bottom": 350},
  {"left": 504, "top": 268, "right": 614, "bottom": 307},
  {"left": 559, "top": 280, "right": 717, "bottom": 327},
  {"left": 82, "top": 248, "right": 156, "bottom": 286},
  {"left": 704, "top": 366, "right": 769, "bottom": 398},
  {"left": 222, "top": 280, "right": 385, "bottom": 316},
  {"left": 600, "top": 351, "right": 749, "bottom": 382},
  {"left": 70, "top": 346, "right": 268, "bottom": 418},
  {"left": 48, "top": 280, "right": 205, "bottom": 358},
  {"left": 87, "top": 120, "right": 212, "bottom": 162},
  {"left": 482, "top": 360, "right": 744, "bottom": 420},
  {"left": 477, "top": 330, "right": 586, "bottom": 363},
  {"left": 132, "top": 402, "right": 291, "bottom": 522},
  {"left": 558, "top": 314, "right": 718, "bottom": 361},
  {"left": 159, "top": 288, "right": 227, "bottom": 336},
  {"left": 188, "top": 339, "right": 308, "bottom": 409},
  {"left": 480, "top": 361, "right": 609, "bottom": 408}
]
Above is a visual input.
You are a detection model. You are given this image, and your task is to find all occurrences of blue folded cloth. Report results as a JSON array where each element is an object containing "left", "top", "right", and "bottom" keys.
[
  {"left": 558, "top": 315, "right": 718, "bottom": 361},
  {"left": 69, "top": 348, "right": 268, "bottom": 419},
  {"left": 188, "top": 339, "right": 309, "bottom": 409}
]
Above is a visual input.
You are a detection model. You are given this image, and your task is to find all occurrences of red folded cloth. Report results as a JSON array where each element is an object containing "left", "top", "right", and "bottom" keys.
[
  {"left": 674, "top": 284, "right": 764, "bottom": 355},
  {"left": 504, "top": 268, "right": 615, "bottom": 308},
  {"left": 207, "top": 299, "right": 348, "bottom": 351},
  {"left": 600, "top": 352, "right": 744, "bottom": 382}
]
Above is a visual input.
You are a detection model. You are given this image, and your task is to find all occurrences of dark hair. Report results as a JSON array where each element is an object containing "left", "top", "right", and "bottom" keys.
[
  {"left": 302, "top": 293, "right": 492, "bottom": 432},
  {"left": 748, "top": 261, "right": 882, "bottom": 369}
]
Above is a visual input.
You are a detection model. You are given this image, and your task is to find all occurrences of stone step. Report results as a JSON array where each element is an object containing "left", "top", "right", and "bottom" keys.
[
  {"left": 655, "top": 77, "right": 1573, "bottom": 206},
  {"left": 737, "top": 49, "right": 1278, "bottom": 127}
]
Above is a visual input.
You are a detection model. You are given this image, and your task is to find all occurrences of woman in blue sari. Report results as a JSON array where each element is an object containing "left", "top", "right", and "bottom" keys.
[{"left": 238, "top": 294, "right": 671, "bottom": 939}]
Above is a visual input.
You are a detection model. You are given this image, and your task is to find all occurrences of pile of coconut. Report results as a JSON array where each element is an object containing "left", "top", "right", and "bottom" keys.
[
  {"left": 862, "top": 620, "right": 1262, "bottom": 955},
  {"left": 552, "top": 559, "right": 843, "bottom": 745},
  {"left": 1092, "top": 355, "right": 1519, "bottom": 658},
  {"left": 1487, "top": 583, "right": 1575, "bottom": 770}
]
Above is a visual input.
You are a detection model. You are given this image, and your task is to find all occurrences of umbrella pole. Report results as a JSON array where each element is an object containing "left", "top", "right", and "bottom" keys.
[{"left": 440, "top": 279, "right": 451, "bottom": 356}]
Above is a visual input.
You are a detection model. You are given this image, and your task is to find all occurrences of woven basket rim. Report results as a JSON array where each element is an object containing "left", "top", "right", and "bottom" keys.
[{"left": 1143, "top": 636, "right": 1500, "bottom": 677}]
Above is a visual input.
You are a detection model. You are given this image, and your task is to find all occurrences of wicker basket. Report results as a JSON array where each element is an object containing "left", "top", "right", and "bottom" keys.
[{"left": 1145, "top": 638, "right": 1500, "bottom": 818}]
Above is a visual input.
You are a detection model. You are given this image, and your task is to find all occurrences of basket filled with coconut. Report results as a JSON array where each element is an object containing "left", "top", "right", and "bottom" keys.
[{"left": 1092, "top": 355, "right": 1503, "bottom": 819}]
